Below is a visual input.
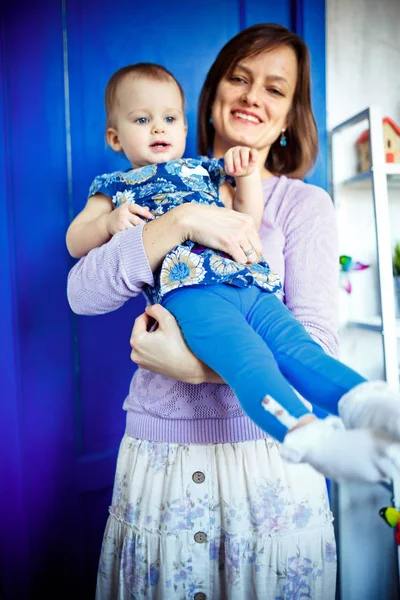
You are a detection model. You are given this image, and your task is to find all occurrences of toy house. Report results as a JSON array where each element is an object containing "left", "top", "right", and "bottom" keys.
[{"left": 356, "top": 116, "right": 400, "bottom": 172}]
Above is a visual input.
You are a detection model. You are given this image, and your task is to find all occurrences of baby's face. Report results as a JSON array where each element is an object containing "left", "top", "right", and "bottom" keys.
[{"left": 110, "top": 76, "right": 187, "bottom": 167}]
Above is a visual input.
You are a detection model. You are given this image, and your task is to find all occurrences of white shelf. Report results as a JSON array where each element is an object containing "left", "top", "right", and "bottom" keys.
[
  {"left": 346, "top": 316, "right": 400, "bottom": 336},
  {"left": 338, "top": 164, "right": 400, "bottom": 189},
  {"left": 386, "top": 164, "right": 400, "bottom": 176}
]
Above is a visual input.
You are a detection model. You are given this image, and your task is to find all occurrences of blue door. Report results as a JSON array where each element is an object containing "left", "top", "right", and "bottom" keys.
[{"left": 0, "top": 1, "right": 326, "bottom": 598}]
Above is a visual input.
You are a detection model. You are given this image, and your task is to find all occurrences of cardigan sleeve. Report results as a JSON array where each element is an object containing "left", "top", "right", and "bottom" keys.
[
  {"left": 67, "top": 222, "right": 154, "bottom": 315},
  {"left": 282, "top": 183, "right": 339, "bottom": 358}
]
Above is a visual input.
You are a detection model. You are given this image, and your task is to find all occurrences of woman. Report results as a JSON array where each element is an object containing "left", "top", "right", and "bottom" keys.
[{"left": 68, "top": 23, "right": 338, "bottom": 600}]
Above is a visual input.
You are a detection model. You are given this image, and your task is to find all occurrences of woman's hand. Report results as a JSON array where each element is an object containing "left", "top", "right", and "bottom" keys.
[
  {"left": 142, "top": 202, "right": 263, "bottom": 273},
  {"left": 130, "top": 304, "right": 224, "bottom": 384},
  {"left": 178, "top": 203, "right": 263, "bottom": 265}
]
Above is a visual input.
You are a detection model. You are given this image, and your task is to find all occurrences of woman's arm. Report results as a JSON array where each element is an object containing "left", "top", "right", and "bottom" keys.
[
  {"left": 67, "top": 204, "right": 187, "bottom": 315},
  {"left": 143, "top": 202, "right": 263, "bottom": 270},
  {"left": 283, "top": 184, "right": 339, "bottom": 357},
  {"left": 67, "top": 202, "right": 263, "bottom": 315},
  {"left": 67, "top": 222, "right": 154, "bottom": 315}
]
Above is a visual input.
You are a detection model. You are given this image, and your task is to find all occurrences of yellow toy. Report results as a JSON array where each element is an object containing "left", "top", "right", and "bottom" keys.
[{"left": 379, "top": 506, "right": 400, "bottom": 527}]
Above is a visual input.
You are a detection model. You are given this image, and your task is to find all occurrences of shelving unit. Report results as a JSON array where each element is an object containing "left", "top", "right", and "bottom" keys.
[
  {"left": 331, "top": 106, "right": 399, "bottom": 388},
  {"left": 330, "top": 107, "right": 400, "bottom": 597}
]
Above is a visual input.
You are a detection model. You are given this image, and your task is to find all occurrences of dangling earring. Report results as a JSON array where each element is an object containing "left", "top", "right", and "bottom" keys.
[
  {"left": 280, "top": 129, "right": 287, "bottom": 147},
  {"left": 209, "top": 116, "right": 213, "bottom": 124}
]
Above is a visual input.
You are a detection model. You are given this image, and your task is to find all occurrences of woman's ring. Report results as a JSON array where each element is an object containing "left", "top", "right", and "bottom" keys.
[{"left": 244, "top": 248, "right": 255, "bottom": 257}]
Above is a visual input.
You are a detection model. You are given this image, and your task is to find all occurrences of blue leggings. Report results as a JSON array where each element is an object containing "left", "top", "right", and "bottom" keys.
[{"left": 162, "top": 284, "right": 366, "bottom": 442}]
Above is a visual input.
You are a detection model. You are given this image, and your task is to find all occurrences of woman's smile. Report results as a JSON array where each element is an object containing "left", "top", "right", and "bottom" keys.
[{"left": 231, "top": 109, "right": 263, "bottom": 124}]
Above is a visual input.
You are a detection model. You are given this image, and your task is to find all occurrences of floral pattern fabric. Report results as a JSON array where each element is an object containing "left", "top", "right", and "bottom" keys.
[
  {"left": 96, "top": 435, "right": 336, "bottom": 600},
  {"left": 88, "top": 158, "right": 283, "bottom": 304}
]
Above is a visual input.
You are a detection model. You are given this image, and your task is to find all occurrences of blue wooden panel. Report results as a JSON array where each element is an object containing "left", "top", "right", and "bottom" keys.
[
  {"left": 296, "top": 0, "right": 328, "bottom": 190},
  {"left": 243, "top": 0, "right": 292, "bottom": 28},
  {"left": 0, "top": 14, "right": 32, "bottom": 600},
  {"left": 1, "top": 1, "right": 84, "bottom": 596}
]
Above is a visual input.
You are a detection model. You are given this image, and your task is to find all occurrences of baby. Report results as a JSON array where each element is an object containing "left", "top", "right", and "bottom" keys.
[{"left": 66, "top": 63, "right": 400, "bottom": 483}]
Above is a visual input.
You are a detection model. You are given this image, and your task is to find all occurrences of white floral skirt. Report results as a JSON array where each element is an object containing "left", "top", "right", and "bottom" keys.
[{"left": 96, "top": 435, "right": 336, "bottom": 600}]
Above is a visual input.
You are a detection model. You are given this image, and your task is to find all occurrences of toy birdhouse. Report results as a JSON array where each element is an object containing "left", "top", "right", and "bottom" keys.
[{"left": 356, "top": 116, "right": 400, "bottom": 173}]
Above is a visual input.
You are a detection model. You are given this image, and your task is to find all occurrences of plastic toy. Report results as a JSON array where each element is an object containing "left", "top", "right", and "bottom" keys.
[{"left": 340, "top": 255, "right": 369, "bottom": 294}]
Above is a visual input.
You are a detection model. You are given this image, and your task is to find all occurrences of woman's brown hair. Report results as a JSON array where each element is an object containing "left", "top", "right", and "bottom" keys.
[{"left": 198, "top": 23, "right": 318, "bottom": 179}]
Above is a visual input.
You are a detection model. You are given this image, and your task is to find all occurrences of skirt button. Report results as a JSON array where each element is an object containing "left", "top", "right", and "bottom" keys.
[
  {"left": 192, "top": 471, "right": 205, "bottom": 484},
  {"left": 194, "top": 531, "right": 207, "bottom": 543}
]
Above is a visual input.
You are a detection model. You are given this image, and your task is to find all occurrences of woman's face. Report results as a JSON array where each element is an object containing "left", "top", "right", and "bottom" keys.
[{"left": 211, "top": 45, "right": 298, "bottom": 167}]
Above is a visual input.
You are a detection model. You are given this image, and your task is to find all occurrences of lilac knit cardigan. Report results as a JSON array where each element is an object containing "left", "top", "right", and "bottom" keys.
[{"left": 67, "top": 175, "right": 339, "bottom": 443}]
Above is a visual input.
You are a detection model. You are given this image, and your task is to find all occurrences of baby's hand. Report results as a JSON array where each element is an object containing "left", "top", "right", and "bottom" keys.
[
  {"left": 106, "top": 203, "right": 154, "bottom": 235},
  {"left": 224, "top": 146, "right": 258, "bottom": 177}
]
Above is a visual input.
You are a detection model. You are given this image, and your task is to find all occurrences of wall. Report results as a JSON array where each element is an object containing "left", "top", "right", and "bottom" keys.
[
  {"left": 327, "top": 0, "right": 400, "bottom": 129},
  {"left": 327, "top": 0, "right": 400, "bottom": 598}
]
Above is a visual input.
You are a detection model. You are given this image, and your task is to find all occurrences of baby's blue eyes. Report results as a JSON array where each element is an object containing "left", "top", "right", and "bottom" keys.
[{"left": 134, "top": 116, "right": 176, "bottom": 124}]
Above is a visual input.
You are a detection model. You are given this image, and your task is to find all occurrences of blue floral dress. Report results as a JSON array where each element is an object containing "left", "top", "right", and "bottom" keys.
[{"left": 88, "top": 157, "right": 282, "bottom": 304}]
